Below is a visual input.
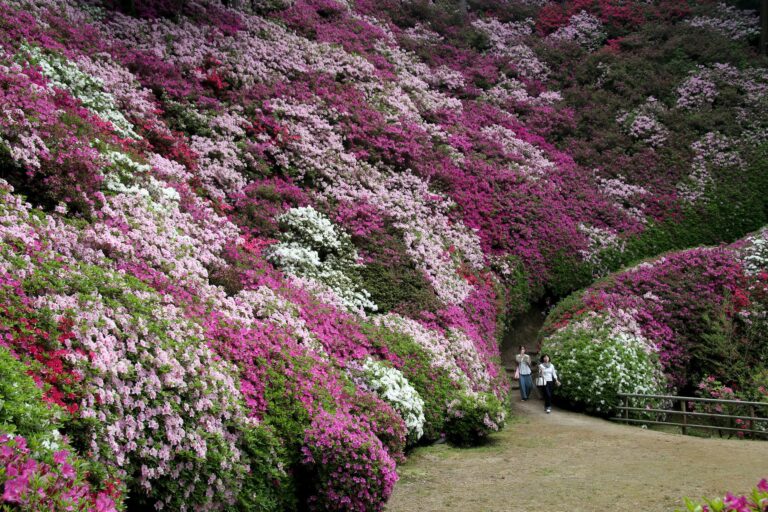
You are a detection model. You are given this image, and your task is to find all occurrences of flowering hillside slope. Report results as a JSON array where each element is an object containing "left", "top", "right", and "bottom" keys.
[
  {"left": 541, "top": 227, "right": 768, "bottom": 414},
  {"left": 0, "top": 0, "right": 766, "bottom": 510}
]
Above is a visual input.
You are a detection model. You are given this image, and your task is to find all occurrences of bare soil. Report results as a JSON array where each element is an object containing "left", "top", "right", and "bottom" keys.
[{"left": 386, "top": 398, "right": 768, "bottom": 512}]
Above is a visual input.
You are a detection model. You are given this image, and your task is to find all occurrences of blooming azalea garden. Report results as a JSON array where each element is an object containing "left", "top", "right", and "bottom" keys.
[{"left": 0, "top": 0, "right": 767, "bottom": 510}]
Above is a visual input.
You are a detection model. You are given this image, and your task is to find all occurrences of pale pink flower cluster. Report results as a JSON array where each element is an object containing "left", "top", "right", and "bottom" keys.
[
  {"left": 471, "top": 17, "right": 550, "bottom": 81},
  {"left": 402, "top": 23, "right": 443, "bottom": 45},
  {"left": 0, "top": 63, "right": 52, "bottom": 172},
  {"left": 266, "top": 96, "right": 484, "bottom": 304},
  {"left": 548, "top": 11, "right": 606, "bottom": 51},
  {"left": 676, "top": 71, "right": 719, "bottom": 110},
  {"left": 38, "top": 286, "right": 252, "bottom": 508},
  {"left": 577, "top": 224, "right": 625, "bottom": 272},
  {"left": 327, "top": 166, "right": 483, "bottom": 304},
  {"left": 598, "top": 176, "right": 648, "bottom": 224},
  {"left": 480, "top": 124, "right": 555, "bottom": 179},
  {"left": 373, "top": 315, "right": 495, "bottom": 394},
  {"left": 481, "top": 75, "right": 562, "bottom": 108},
  {"left": 376, "top": 43, "right": 463, "bottom": 113},
  {"left": 616, "top": 97, "right": 669, "bottom": 147},
  {"left": 190, "top": 135, "right": 248, "bottom": 201}
]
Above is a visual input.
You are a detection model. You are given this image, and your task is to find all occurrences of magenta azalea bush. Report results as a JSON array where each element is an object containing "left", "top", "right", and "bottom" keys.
[
  {"left": 0, "top": 435, "right": 120, "bottom": 512},
  {"left": 678, "top": 479, "right": 768, "bottom": 512},
  {"left": 0, "top": 0, "right": 766, "bottom": 508},
  {"left": 300, "top": 410, "right": 398, "bottom": 512}
]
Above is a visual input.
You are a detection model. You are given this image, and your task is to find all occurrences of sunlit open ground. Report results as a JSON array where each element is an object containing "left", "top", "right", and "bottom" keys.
[{"left": 387, "top": 399, "right": 768, "bottom": 512}]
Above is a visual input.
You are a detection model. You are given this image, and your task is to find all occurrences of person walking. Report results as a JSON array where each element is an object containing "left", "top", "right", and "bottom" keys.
[
  {"left": 537, "top": 354, "right": 560, "bottom": 413},
  {"left": 515, "top": 346, "right": 533, "bottom": 401}
]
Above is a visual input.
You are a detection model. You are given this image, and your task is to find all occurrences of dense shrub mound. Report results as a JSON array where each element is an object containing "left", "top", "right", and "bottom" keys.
[
  {"left": 0, "top": 0, "right": 766, "bottom": 509},
  {"left": 541, "top": 228, "right": 768, "bottom": 414}
]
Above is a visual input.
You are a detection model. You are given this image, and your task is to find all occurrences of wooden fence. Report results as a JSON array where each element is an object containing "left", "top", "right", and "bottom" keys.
[{"left": 612, "top": 393, "right": 768, "bottom": 438}]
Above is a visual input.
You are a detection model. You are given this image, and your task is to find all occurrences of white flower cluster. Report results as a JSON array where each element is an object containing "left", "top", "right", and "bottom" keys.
[
  {"left": 103, "top": 150, "right": 181, "bottom": 210},
  {"left": 678, "top": 132, "right": 744, "bottom": 203},
  {"left": 543, "top": 312, "right": 666, "bottom": 413},
  {"left": 548, "top": 11, "right": 607, "bottom": 51},
  {"left": 740, "top": 228, "right": 768, "bottom": 276},
  {"left": 360, "top": 358, "right": 426, "bottom": 443},
  {"left": 686, "top": 3, "right": 760, "bottom": 41},
  {"left": 267, "top": 206, "right": 377, "bottom": 312},
  {"left": 21, "top": 44, "right": 139, "bottom": 139}
]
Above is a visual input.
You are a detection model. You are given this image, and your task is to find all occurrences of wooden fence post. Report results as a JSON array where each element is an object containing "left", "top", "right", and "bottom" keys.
[
  {"left": 680, "top": 400, "right": 687, "bottom": 435},
  {"left": 624, "top": 395, "right": 629, "bottom": 423}
]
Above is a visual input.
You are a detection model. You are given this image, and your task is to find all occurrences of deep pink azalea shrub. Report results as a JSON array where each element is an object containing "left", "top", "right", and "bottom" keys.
[
  {"left": 0, "top": 434, "right": 120, "bottom": 512},
  {"left": 677, "top": 479, "right": 768, "bottom": 512},
  {"left": 300, "top": 409, "right": 398, "bottom": 512}
]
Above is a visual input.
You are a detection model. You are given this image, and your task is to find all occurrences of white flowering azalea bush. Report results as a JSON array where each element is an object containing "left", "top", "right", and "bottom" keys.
[
  {"left": 548, "top": 10, "right": 606, "bottom": 51},
  {"left": 20, "top": 44, "right": 139, "bottom": 139},
  {"left": 359, "top": 358, "right": 426, "bottom": 444},
  {"left": 267, "top": 206, "right": 377, "bottom": 312},
  {"left": 741, "top": 227, "right": 768, "bottom": 276},
  {"left": 444, "top": 390, "right": 507, "bottom": 447},
  {"left": 541, "top": 312, "right": 666, "bottom": 415}
]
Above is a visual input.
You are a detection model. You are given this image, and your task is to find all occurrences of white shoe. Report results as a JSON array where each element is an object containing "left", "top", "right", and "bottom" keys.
[{"left": 546, "top": 408, "right": 551, "bottom": 413}]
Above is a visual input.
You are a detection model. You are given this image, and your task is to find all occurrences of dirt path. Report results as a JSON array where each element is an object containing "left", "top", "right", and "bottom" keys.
[{"left": 386, "top": 398, "right": 768, "bottom": 512}]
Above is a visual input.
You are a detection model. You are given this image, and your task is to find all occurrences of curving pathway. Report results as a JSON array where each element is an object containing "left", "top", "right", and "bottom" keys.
[{"left": 386, "top": 398, "right": 768, "bottom": 512}]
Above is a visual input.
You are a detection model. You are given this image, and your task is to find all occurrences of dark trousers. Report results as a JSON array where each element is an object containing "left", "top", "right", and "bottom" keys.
[{"left": 542, "top": 381, "right": 554, "bottom": 409}]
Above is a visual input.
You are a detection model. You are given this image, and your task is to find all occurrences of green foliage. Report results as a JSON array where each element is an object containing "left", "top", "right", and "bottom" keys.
[
  {"left": 363, "top": 323, "right": 460, "bottom": 443},
  {"left": 358, "top": 262, "right": 441, "bottom": 315},
  {"left": 260, "top": 353, "right": 318, "bottom": 459},
  {"left": 229, "top": 426, "right": 297, "bottom": 512},
  {"left": 0, "top": 346, "right": 60, "bottom": 438},
  {"left": 611, "top": 148, "right": 768, "bottom": 269},
  {"left": 688, "top": 309, "right": 753, "bottom": 389},
  {"left": 545, "top": 250, "right": 595, "bottom": 299},
  {"left": 355, "top": 225, "right": 442, "bottom": 316},
  {"left": 443, "top": 390, "right": 506, "bottom": 447}
]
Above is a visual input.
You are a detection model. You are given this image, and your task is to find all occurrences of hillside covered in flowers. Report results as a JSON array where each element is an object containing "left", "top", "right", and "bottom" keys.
[{"left": 0, "top": 0, "right": 767, "bottom": 510}]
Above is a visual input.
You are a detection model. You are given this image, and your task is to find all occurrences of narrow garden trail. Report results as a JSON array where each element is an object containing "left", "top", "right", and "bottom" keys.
[{"left": 386, "top": 398, "right": 768, "bottom": 512}]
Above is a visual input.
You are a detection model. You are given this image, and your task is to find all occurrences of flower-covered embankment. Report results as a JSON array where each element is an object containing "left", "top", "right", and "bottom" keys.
[{"left": 1, "top": 0, "right": 767, "bottom": 509}]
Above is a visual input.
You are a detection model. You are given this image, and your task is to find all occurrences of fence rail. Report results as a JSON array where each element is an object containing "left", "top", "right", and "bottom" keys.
[{"left": 611, "top": 393, "right": 768, "bottom": 438}]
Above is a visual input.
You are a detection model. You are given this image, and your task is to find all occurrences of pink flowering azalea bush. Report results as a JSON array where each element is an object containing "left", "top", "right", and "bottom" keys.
[
  {"left": 677, "top": 479, "right": 768, "bottom": 512},
  {"left": 300, "top": 410, "right": 398, "bottom": 512},
  {"left": 1, "top": 0, "right": 767, "bottom": 508},
  {"left": 0, "top": 434, "right": 120, "bottom": 512}
]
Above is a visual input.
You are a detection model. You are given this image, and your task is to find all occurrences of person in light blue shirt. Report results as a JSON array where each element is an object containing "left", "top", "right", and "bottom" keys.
[{"left": 515, "top": 346, "right": 532, "bottom": 401}]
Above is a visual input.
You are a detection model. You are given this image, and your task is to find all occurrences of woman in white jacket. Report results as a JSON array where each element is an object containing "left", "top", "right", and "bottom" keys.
[{"left": 538, "top": 354, "right": 560, "bottom": 413}]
